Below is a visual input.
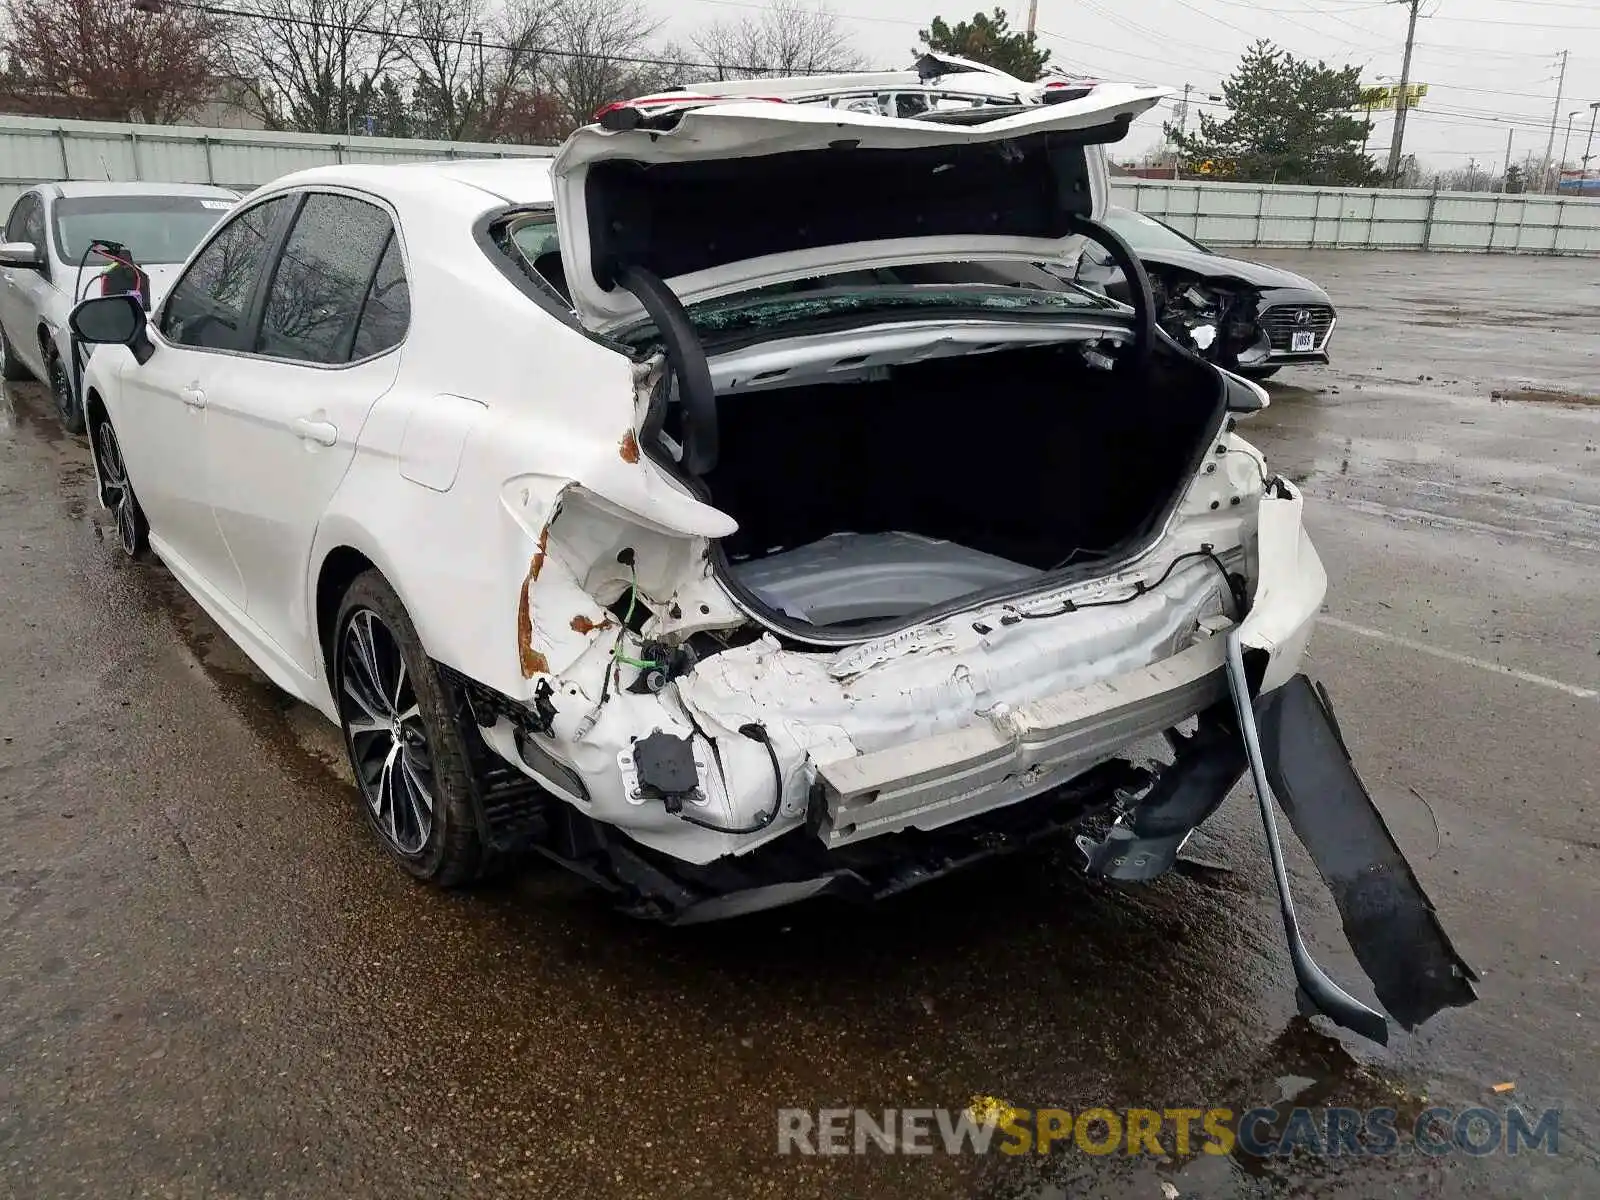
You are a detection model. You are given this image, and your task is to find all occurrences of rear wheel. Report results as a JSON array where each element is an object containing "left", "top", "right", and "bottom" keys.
[
  {"left": 50, "top": 352, "right": 84, "bottom": 433},
  {"left": 94, "top": 416, "right": 148, "bottom": 558},
  {"left": 0, "top": 323, "right": 30, "bottom": 381},
  {"left": 335, "top": 571, "right": 487, "bottom": 887}
]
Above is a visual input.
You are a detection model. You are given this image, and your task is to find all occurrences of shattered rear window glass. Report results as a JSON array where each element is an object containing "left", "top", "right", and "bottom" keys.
[{"left": 676, "top": 262, "right": 1116, "bottom": 336}]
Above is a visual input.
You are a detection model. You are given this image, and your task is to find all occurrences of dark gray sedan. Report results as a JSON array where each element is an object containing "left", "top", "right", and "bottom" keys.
[{"left": 1074, "top": 205, "right": 1336, "bottom": 380}]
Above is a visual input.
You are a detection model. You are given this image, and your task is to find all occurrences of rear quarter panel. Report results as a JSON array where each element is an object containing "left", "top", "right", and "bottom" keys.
[{"left": 306, "top": 207, "right": 665, "bottom": 710}]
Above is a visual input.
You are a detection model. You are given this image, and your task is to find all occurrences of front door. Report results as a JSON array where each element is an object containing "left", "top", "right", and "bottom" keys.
[
  {"left": 0, "top": 193, "right": 50, "bottom": 376},
  {"left": 204, "top": 192, "right": 409, "bottom": 674},
  {"left": 112, "top": 195, "right": 295, "bottom": 607}
]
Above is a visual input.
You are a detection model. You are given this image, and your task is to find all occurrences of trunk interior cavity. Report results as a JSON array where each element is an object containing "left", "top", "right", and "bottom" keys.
[{"left": 699, "top": 340, "right": 1225, "bottom": 636}]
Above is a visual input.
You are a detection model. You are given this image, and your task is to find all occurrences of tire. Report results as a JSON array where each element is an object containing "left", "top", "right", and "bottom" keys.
[
  {"left": 50, "top": 352, "right": 84, "bottom": 434},
  {"left": 1239, "top": 365, "right": 1280, "bottom": 381},
  {"left": 334, "top": 570, "right": 487, "bottom": 887},
  {"left": 0, "top": 322, "right": 30, "bottom": 382},
  {"left": 93, "top": 415, "right": 149, "bottom": 558}
]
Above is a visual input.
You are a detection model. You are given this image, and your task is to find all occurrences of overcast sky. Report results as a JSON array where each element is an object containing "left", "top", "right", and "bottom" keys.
[{"left": 657, "top": 0, "right": 1600, "bottom": 171}]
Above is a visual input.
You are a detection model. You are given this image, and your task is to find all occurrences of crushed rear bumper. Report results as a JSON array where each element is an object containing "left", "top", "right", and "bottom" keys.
[
  {"left": 1079, "top": 658, "right": 1477, "bottom": 1043},
  {"left": 1254, "top": 673, "right": 1478, "bottom": 1034}
]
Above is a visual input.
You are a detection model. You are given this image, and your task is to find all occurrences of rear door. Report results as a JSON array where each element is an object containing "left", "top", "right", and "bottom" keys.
[
  {"left": 114, "top": 194, "right": 294, "bottom": 605},
  {"left": 204, "top": 190, "right": 407, "bottom": 674}
]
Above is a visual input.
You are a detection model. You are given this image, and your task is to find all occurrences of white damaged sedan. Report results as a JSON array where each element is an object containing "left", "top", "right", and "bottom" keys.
[{"left": 72, "top": 86, "right": 1474, "bottom": 1041}]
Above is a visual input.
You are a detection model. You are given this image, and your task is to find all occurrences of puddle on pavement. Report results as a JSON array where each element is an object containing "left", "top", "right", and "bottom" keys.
[
  {"left": 4, "top": 383, "right": 356, "bottom": 793},
  {"left": 2, "top": 383, "right": 100, "bottom": 524},
  {"left": 134, "top": 565, "right": 354, "bottom": 789}
]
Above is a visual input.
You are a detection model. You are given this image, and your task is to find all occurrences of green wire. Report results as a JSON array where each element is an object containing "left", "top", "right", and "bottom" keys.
[{"left": 611, "top": 572, "right": 662, "bottom": 673}]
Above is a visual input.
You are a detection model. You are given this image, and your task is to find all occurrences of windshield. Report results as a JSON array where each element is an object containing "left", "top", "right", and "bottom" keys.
[
  {"left": 1102, "top": 207, "right": 1209, "bottom": 255},
  {"left": 677, "top": 262, "right": 1116, "bottom": 338},
  {"left": 52, "top": 194, "right": 236, "bottom": 266}
]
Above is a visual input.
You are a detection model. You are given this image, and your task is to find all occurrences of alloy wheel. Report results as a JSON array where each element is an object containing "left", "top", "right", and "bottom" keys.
[
  {"left": 339, "top": 608, "right": 435, "bottom": 856},
  {"left": 94, "top": 419, "right": 142, "bottom": 556},
  {"left": 50, "top": 357, "right": 74, "bottom": 423}
]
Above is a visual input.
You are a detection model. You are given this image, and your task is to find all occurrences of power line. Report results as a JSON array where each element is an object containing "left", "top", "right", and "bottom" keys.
[
  {"left": 1424, "top": 12, "right": 1600, "bottom": 31},
  {"left": 136, "top": 0, "right": 846, "bottom": 77}
]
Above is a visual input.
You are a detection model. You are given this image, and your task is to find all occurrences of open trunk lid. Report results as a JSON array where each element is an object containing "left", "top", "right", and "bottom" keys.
[{"left": 550, "top": 85, "right": 1168, "bottom": 334}]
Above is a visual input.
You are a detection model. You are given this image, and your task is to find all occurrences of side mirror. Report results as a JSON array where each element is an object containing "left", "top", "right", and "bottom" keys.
[
  {"left": 0, "top": 240, "right": 43, "bottom": 270},
  {"left": 70, "top": 294, "right": 155, "bottom": 364}
]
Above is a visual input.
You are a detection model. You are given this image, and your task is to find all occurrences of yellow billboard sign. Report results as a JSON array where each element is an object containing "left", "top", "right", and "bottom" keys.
[{"left": 1359, "top": 84, "right": 1427, "bottom": 111}]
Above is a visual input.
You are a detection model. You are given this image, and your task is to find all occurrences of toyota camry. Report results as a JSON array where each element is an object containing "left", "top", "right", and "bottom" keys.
[{"left": 69, "top": 85, "right": 1473, "bottom": 1043}]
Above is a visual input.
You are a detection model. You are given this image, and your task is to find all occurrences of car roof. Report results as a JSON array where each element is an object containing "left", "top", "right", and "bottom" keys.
[
  {"left": 251, "top": 158, "right": 556, "bottom": 208},
  {"left": 49, "top": 181, "right": 241, "bottom": 200}
]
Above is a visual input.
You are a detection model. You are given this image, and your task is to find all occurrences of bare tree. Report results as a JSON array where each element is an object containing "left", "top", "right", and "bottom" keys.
[
  {"left": 475, "top": 0, "right": 564, "bottom": 141},
  {"left": 0, "top": 0, "right": 221, "bottom": 123},
  {"left": 625, "top": 39, "right": 703, "bottom": 96},
  {"left": 221, "top": 0, "right": 407, "bottom": 133},
  {"left": 399, "top": 0, "right": 484, "bottom": 139},
  {"left": 692, "top": 0, "right": 862, "bottom": 82},
  {"left": 541, "top": 0, "right": 659, "bottom": 129}
]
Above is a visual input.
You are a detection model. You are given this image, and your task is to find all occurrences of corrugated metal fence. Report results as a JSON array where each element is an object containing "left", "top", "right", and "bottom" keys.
[
  {"left": 0, "top": 112, "right": 554, "bottom": 212},
  {"left": 1111, "top": 178, "right": 1600, "bottom": 256},
  {"left": 4, "top": 112, "right": 1598, "bottom": 256}
]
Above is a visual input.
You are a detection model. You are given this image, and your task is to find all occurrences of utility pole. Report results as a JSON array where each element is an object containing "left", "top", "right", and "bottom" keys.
[
  {"left": 1176, "top": 82, "right": 1193, "bottom": 136},
  {"left": 1385, "top": 0, "right": 1421, "bottom": 186},
  {"left": 1027, "top": 0, "right": 1039, "bottom": 35},
  {"left": 1501, "top": 127, "right": 1514, "bottom": 192},
  {"left": 1541, "top": 50, "right": 1568, "bottom": 192},
  {"left": 1561, "top": 110, "right": 1583, "bottom": 181}
]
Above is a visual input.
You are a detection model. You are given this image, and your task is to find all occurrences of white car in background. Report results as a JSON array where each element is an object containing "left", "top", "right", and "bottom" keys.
[
  {"left": 0, "top": 182, "right": 239, "bottom": 432},
  {"left": 68, "top": 86, "right": 1473, "bottom": 1043}
]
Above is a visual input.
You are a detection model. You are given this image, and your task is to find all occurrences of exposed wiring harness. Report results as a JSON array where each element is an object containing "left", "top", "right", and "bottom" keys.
[
  {"left": 580, "top": 560, "right": 786, "bottom": 836},
  {"left": 664, "top": 683, "right": 785, "bottom": 836},
  {"left": 1220, "top": 444, "right": 1272, "bottom": 490},
  {"left": 991, "top": 546, "right": 1245, "bottom": 626}
]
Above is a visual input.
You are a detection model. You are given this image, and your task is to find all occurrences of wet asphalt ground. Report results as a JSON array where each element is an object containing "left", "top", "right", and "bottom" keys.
[{"left": 2, "top": 250, "right": 1598, "bottom": 1199}]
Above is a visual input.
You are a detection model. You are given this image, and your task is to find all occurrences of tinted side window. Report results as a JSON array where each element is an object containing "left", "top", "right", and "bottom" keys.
[
  {"left": 5, "top": 194, "right": 31, "bottom": 242},
  {"left": 23, "top": 199, "right": 45, "bottom": 255},
  {"left": 10, "top": 195, "right": 46, "bottom": 252},
  {"left": 160, "top": 197, "right": 287, "bottom": 351},
  {"left": 256, "top": 194, "right": 392, "bottom": 365},
  {"left": 349, "top": 234, "right": 409, "bottom": 360}
]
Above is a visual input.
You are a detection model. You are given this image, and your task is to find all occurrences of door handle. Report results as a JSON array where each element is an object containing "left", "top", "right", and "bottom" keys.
[
  {"left": 180, "top": 383, "right": 206, "bottom": 409},
  {"left": 294, "top": 416, "right": 339, "bottom": 447}
]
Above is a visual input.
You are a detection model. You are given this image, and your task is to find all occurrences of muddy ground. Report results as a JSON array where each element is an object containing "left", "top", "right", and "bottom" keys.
[{"left": 2, "top": 250, "right": 1598, "bottom": 1198}]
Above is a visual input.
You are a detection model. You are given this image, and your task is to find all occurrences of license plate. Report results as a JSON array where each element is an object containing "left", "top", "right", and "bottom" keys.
[{"left": 1291, "top": 330, "right": 1316, "bottom": 353}]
